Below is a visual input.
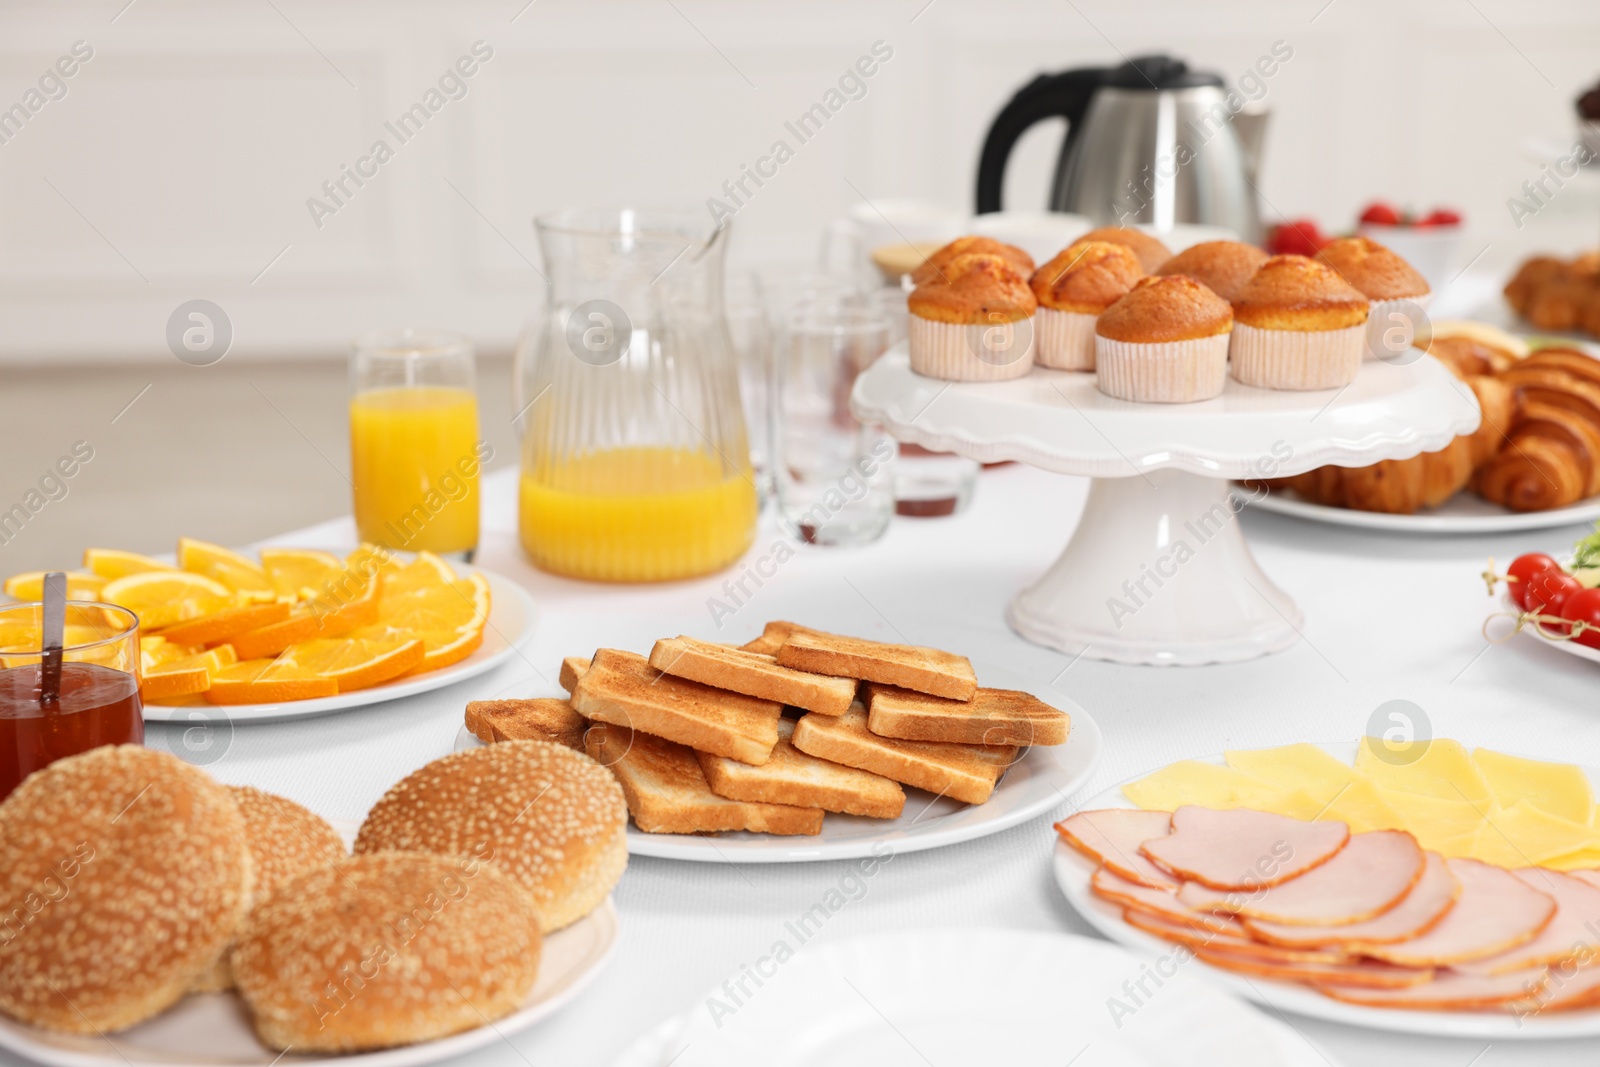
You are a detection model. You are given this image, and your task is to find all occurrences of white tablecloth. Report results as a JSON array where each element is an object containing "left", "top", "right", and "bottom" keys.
[{"left": 147, "top": 460, "right": 1600, "bottom": 1067}]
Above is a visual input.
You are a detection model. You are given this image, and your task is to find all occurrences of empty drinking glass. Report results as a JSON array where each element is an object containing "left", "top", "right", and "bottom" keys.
[
  {"left": 726, "top": 272, "right": 773, "bottom": 507},
  {"left": 772, "top": 304, "right": 896, "bottom": 546}
]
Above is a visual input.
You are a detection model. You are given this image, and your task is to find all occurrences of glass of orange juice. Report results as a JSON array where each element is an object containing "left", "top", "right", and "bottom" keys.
[{"left": 350, "top": 328, "right": 482, "bottom": 560}]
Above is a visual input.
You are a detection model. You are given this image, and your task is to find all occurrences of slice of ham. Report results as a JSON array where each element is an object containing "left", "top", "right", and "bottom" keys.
[
  {"left": 1512, "top": 960, "right": 1600, "bottom": 1015},
  {"left": 1120, "top": 906, "right": 1347, "bottom": 964},
  {"left": 1193, "top": 948, "right": 1434, "bottom": 989},
  {"left": 1244, "top": 851, "right": 1460, "bottom": 948},
  {"left": 1358, "top": 858, "right": 1557, "bottom": 967},
  {"left": 1056, "top": 809, "right": 1178, "bottom": 889},
  {"left": 1090, "top": 866, "right": 1240, "bottom": 935},
  {"left": 1139, "top": 806, "right": 1349, "bottom": 890},
  {"left": 1568, "top": 870, "right": 1600, "bottom": 892},
  {"left": 1316, "top": 967, "right": 1548, "bottom": 1010},
  {"left": 1453, "top": 869, "right": 1600, "bottom": 975},
  {"left": 1176, "top": 830, "right": 1424, "bottom": 926}
]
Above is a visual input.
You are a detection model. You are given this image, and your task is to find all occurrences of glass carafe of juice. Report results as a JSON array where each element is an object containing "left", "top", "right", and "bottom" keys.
[{"left": 515, "top": 209, "right": 756, "bottom": 582}]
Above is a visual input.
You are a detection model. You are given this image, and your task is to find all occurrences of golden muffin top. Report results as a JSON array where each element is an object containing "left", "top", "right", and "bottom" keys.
[
  {"left": 911, "top": 236, "right": 1035, "bottom": 287},
  {"left": 1030, "top": 241, "right": 1145, "bottom": 313},
  {"left": 1232, "top": 254, "right": 1371, "bottom": 331},
  {"left": 1096, "top": 274, "right": 1234, "bottom": 343},
  {"left": 1154, "top": 240, "right": 1269, "bottom": 303},
  {"left": 1078, "top": 226, "right": 1173, "bottom": 273},
  {"left": 908, "top": 252, "right": 1038, "bottom": 325},
  {"left": 1314, "top": 237, "right": 1430, "bottom": 301}
]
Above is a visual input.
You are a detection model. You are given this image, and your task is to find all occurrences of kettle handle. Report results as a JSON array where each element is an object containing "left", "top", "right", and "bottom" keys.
[{"left": 975, "top": 67, "right": 1109, "bottom": 215}]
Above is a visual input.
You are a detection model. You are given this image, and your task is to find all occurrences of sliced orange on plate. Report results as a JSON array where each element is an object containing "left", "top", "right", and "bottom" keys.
[
  {"left": 157, "top": 601, "right": 292, "bottom": 646},
  {"left": 3, "top": 571, "right": 107, "bottom": 602},
  {"left": 141, "top": 665, "right": 212, "bottom": 701},
  {"left": 273, "top": 637, "right": 425, "bottom": 692},
  {"left": 259, "top": 547, "right": 344, "bottom": 601},
  {"left": 204, "top": 658, "right": 338, "bottom": 705},
  {"left": 225, "top": 610, "right": 321, "bottom": 660},
  {"left": 83, "top": 548, "right": 174, "bottom": 580},
  {"left": 101, "top": 571, "right": 236, "bottom": 631},
  {"left": 178, "top": 537, "right": 277, "bottom": 599}
]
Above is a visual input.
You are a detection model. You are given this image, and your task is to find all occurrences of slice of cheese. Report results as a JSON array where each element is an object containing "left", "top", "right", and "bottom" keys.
[
  {"left": 1224, "top": 743, "right": 1359, "bottom": 806},
  {"left": 1356, "top": 736, "right": 1492, "bottom": 805},
  {"left": 1124, "top": 761, "right": 1286, "bottom": 814},
  {"left": 1375, "top": 787, "right": 1485, "bottom": 856},
  {"left": 1315, "top": 777, "right": 1407, "bottom": 835},
  {"left": 1472, "top": 800, "right": 1600, "bottom": 868},
  {"left": 1473, "top": 747, "right": 1595, "bottom": 826}
]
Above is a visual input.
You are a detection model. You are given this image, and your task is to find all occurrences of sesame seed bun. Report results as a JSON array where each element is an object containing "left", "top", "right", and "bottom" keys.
[
  {"left": 232, "top": 851, "right": 540, "bottom": 1052},
  {"left": 191, "top": 785, "right": 347, "bottom": 993},
  {"left": 354, "top": 742, "right": 627, "bottom": 932},
  {"left": 1154, "top": 240, "right": 1269, "bottom": 303},
  {"left": 0, "top": 746, "right": 251, "bottom": 1034},
  {"left": 1096, "top": 275, "right": 1234, "bottom": 343},
  {"left": 1232, "top": 254, "right": 1370, "bottom": 331}
]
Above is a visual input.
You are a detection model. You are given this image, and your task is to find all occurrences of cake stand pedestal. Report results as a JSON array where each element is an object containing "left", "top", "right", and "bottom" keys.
[{"left": 851, "top": 347, "right": 1480, "bottom": 666}]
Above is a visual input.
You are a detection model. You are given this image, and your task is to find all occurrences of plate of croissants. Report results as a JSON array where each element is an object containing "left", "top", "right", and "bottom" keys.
[{"left": 1246, "top": 321, "right": 1600, "bottom": 533}]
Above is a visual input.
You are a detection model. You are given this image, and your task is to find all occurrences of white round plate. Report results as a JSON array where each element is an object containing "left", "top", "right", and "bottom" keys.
[
  {"left": 851, "top": 345, "right": 1478, "bottom": 479},
  {"left": 1246, "top": 488, "right": 1600, "bottom": 534},
  {"left": 0, "top": 894, "right": 616, "bottom": 1067},
  {"left": 1053, "top": 742, "right": 1600, "bottom": 1038},
  {"left": 143, "top": 569, "right": 537, "bottom": 725},
  {"left": 613, "top": 928, "right": 1338, "bottom": 1067},
  {"left": 457, "top": 664, "right": 1100, "bottom": 863}
]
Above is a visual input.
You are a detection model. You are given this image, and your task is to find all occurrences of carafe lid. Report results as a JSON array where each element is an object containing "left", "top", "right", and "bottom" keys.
[{"left": 1103, "top": 54, "right": 1222, "bottom": 91}]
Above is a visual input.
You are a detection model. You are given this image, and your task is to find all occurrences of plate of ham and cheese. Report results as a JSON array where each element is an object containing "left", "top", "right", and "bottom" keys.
[{"left": 1054, "top": 738, "right": 1600, "bottom": 1038}]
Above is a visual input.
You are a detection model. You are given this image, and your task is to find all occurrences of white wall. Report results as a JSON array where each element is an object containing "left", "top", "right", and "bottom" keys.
[{"left": 0, "top": 0, "right": 1597, "bottom": 364}]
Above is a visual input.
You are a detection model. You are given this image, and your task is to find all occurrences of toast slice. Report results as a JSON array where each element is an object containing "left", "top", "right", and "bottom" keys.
[
  {"left": 774, "top": 629, "right": 978, "bottom": 700},
  {"left": 559, "top": 656, "right": 591, "bottom": 694},
  {"left": 651, "top": 635, "right": 856, "bottom": 716},
  {"left": 790, "top": 707, "right": 1017, "bottom": 805},
  {"left": 740, "top": 620, "right": 811, "bottom": 656},
  {"left": 570, "top": 648, "right": 783, "bottom": 765},
  {"left": 585, "top": 723, "right": 823, "bottom": 835},
  {"left": 697, "top": 718, "right": 905, "bottom": 818},
  {"left": 465, "top": 698, "right": 587, "bottom": 750},
  {"left": 865, "top": 683, "right": 1069, "bottom": 747}
]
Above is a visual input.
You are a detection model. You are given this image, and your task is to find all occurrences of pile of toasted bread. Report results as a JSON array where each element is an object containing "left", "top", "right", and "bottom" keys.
[{"left": 465, "top": 621, "right": 1070, "bottom": 837}]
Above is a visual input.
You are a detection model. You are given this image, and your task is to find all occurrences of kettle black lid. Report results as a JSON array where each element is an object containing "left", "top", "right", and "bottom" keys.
[{"left": 1104, "top": 54, "right": 1222, "bottom": 90}]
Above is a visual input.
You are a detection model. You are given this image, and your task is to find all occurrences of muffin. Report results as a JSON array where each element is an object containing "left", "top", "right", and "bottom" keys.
[
  {"left": 1095, "top": 275, "right": 1233, "bottom": 403},
  {"left": 1078, "top": 226, "right": 1173, "bottom": 273},
  {"left": 1155, "top": 240, "right": 1269, "bottom": 302},
  {"left": 907, "top": 252, "right": 1038, "bottom": 381},
  {"left": 1230, "top": 255, "right": 1369, "bottom": 390},
  {"left": 1315, "top": 237, "right": 1432, "bottom": 360},
  {"left": 1029, "top": 241, "right": 1144, "bottom": 370},
  {"left": 910, "top": 236, "right": 1034, "bottom": 287}
]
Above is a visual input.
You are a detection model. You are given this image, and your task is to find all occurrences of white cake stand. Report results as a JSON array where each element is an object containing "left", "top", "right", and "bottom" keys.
[{"left": 850, "top": 346, "right": 1480, "bottom": 666}]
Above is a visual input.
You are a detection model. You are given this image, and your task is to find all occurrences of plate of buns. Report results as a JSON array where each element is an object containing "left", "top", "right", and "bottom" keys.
[
  {"left": 458, "top": 620, "right": 1101, "bottom": 863},
  {"left": 1247, "top": 323, "right": 1600, "bottom": 532},
  {"left": 0, "top": 741, "right": 625, "bottom": 1066}
]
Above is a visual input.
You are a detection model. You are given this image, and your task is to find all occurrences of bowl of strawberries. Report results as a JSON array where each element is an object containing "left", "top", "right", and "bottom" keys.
[{"left": 1354, "top": 201, "right": 1463, "bottom": 290}]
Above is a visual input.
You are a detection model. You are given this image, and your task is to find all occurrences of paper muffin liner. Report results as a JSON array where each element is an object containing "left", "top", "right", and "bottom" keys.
[
  {"left": 1034, "top": 307, "right": 1099, "bottom": 371},
  {"left": 1229, "top": 323, "right": 1364, "bottom": 390},
  {"left": 907, "top": 313, "right": 1035, "bottom": 382},
  {"left": 1363, "top": 292, "right": 1433, "bottom": 360},
  {"left": 1094, "top": 333, "right": 1229, "bottom": 403}
]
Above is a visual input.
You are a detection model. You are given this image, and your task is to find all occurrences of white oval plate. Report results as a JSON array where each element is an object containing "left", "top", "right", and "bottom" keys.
[
  {"left": 1246, "top": 488, "right": 1600, "bottom": 534},
  {"left": 456, "top": 665, "right": 1100, "bottom": 863},
  {"left": 1496, "top": 592, "right": 1600, "bottom": 666},
  {"left": 609, "top": 928, "right": 1340, "bottom": 1067},
  {"left": 0, "top": 817, "right": 616, "bottom": 1067},
  {"left": 1053, "top": 742, "right": 1600, "bottom": 1038},
  {"left": 143, "top": 569, "right": 537, "bottom": 725}
]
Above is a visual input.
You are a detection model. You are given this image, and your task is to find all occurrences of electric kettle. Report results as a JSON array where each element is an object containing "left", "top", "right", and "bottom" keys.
[{"left": 976, "top": 54, "right": 1267, "bottom": 242}]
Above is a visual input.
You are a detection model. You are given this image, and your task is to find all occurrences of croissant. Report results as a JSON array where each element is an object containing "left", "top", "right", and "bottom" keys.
[{"left": 1475, "top": 399, "right": 1600, "bottom": 511}]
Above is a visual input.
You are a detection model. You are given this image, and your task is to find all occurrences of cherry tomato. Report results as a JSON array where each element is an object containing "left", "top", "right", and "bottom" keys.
[
  {"left": 1560, "top": 588, "right": 1600, "bottom": 649},
  {"left": 1507, "top": 552, "right": 1562, "bottom": 609},
  {"left": 1525, "top": 570, "right": 1583, "bottom": 619}
]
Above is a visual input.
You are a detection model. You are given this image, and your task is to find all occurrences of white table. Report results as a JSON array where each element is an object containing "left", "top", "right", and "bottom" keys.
[{"left": 142, "top": 463, "right": 1600, "bottom": 1067}]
